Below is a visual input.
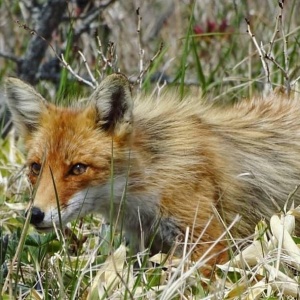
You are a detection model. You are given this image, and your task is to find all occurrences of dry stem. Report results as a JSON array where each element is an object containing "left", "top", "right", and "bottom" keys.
[
  {"left": 245, "top": 18, "right": 272, "bottom": 94},
  {"left": 136, "top": 7, "right": 145, "bottom": 91}
]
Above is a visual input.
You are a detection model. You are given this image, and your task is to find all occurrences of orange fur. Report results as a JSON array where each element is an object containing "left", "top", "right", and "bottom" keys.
[{"left": 5, "top": 74, "right": 300, "bottom": 274}]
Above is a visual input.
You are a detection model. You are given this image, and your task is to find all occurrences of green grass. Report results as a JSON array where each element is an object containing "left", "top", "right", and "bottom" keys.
[{"left": 1, "top": 1, "right": 300, "bottom": 299}]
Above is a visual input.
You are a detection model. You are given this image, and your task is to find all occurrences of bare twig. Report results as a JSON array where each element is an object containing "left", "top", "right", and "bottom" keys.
[
  {"left": 136, "top": 7, "right": 144, "bottom": 90},
  {"left": 262, "top": 49, "right": 289, "bottom": 83},
  {"left": 16, "top": 19, "right": 62, "bottom": 64},
  {"left": 78, "top": 51, "right": 98, "bottom": 87},
  {"left": 16, "top": 0, "right": 67, "bottom": 84},
  {"left": 107, "top": 42, "right": 118, "bottom": 71},
  {"left": 96, "top": 38, "right": 118, "bottom": 75},
  {"left": 245, "top": 18, "right": 272, "bottom": 93},
  {"left": 291, "top": 75, "right": 300, "bottom": 87},
  {"left": 277, "top": 0, "right": 291, "bottom": 93},
  {"left": 61, "top": 54, "right": 96, "bottom": 89},
  {"left": 17, "top": 20, "right": 96, "bottom": 89},
  {"left": 155, "top": 80, "right": 167, "bottom": 99},
  {"left": 268, "top": 10, "right": 280, "bottom": 55},
  {"left": 150, "top": 58, "right": 175, "bottom": 99},
  {"left": 96, "top": 36, "right": 108, "bottom": 73},
  {"left": 0, "top": 51, "right": 21, "bottom": 64},
  {"left": 135, "top": 42, "right": 164, "bottom": 87},
  {"left": 150, "top": 76, "right": 168, "bottom": 99},
  {"left": 247, "top": 2, "right": 292, "bottom": 95}
]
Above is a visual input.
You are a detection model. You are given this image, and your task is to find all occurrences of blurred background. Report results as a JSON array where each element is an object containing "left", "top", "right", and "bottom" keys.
[{"left": 1, "top": 0, "right": 299, "bottom": 106}]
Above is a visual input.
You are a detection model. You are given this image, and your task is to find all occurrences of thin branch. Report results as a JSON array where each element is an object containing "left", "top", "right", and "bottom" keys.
[
  {"left": 16, "top": 19, "right": 62, "bottom": 64},
  {"left": 268, "top": 11, "right": 280, "bottom": 55},
  {"left": 17, "top": 19, "right": 96, "bottom": 89},
  {"left": 96, "top": 36, "right": 108, "bottom": 74},
  {"left": 96, "top": 37, "right": 118, "bottom": 76},
  {"left": 0, "top": 50, "right": 21, "bottom": 64},
  {"left": 135, "top": 42, "right": 164, "bottom": 87},
  {"left": 136, "top": 7, "right": 144, "bottom": 90},
  {"left": 291, "top": 75, "right": 300, "bottom": 87},
  {"left": 107, "top": 42, "right": 117, "bottom": 71},
  {"left": 61, "top": 54, "right": 96, "bottom": 89},
  {"left": 278, "top": 0, "right": 291, "bottom": 93},
  {"left": 155, "top": 80, "right": 167, "bottom": 99},
  {"left": 16, "top": 0, "right": 67, "bottom": 84},
  {"left": 263, "top": 51, "right": 289, "bottom": 82},
  {"left": 245, "top": 18, "right": 272, "bottom": 93},
  {"left": 150, "top": 58, "right": 175, "bottom": 99},
  {"left": 78, "top": 51, "right": 98, "bottom": 87}
]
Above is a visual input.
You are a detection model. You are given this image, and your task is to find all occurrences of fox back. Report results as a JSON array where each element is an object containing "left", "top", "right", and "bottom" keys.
[{"left": 6, "top": 74, "right": 300, "bottom": 270}]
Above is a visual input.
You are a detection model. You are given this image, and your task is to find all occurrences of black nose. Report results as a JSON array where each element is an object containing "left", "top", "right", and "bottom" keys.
[{"left": 25, "top": 206, "right": 45, "bottom": 225}]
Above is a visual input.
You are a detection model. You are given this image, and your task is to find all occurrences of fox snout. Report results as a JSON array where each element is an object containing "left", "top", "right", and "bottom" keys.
[{"left": 26, "top": 206, "right": 45, "bottom": 226}]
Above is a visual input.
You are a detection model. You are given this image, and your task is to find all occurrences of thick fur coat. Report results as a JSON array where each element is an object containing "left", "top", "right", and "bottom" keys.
[{"left": 5, "top": 74, "right": 300, "bottom": 271}]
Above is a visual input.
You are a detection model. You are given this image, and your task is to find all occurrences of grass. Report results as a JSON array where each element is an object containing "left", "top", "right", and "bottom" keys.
[{"left": 1, "top": 0, "right": 300, "bottom": 299}]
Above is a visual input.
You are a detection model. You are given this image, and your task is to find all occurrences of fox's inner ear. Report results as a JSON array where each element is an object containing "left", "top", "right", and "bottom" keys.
[
  {"left": 90, "top": 73, "right": 133, "bottom": 136},
  {"left": 5, "top": 77, "right": 48, "bottom": 136}
]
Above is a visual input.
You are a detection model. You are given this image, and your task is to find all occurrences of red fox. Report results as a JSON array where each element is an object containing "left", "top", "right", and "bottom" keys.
[{"left": 5, "top": 74, "right": 300, "bottom": 270}]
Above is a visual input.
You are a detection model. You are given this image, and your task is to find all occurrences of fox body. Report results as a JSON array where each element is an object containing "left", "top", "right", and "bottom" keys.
[{"left": 6, "top": 74, "right": 300, "bottom": 268}]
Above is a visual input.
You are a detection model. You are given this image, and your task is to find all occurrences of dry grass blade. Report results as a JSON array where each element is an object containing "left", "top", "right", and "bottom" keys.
[
  {"left": 245, "top": 279, "right": 266, "bottom": 300},
  {"left": 270, "top": 214, "right": 300, "bottom": 269},
  {"left": 149, "top": 253, "right": 182, "bottom": 269},
  {"left": 223, "top": 240, "right": 268, "bottom": 269},
  {"left": 263, "top": 264, "right": 300, "bottom": 297},
  {"left": 4, "top": 201, "right": 27, "bottom": 211},
  {"left": 87, "top": 244, "right": 129, "bottom": 299},
  {"left": 288, "top": 205, "right": 300, "bottom": 218}
]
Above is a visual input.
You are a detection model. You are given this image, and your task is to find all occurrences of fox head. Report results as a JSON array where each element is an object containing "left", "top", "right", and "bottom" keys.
[{"left": 6, "top": 74, "right": 134, "bottom": 231}]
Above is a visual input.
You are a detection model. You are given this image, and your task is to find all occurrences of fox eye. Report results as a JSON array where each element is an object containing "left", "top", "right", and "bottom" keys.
[
  {"left": 70, "top": 163, "right": 87, "bottom": 175},
  {"left": 30, "top": 162, "right": 41, "bottom": 176}
]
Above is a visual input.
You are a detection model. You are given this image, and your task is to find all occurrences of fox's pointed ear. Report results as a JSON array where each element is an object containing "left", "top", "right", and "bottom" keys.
[
  {"left": 5, "top": 77, "right": 48, "bottom": 136},
  {"left": 90, "top": 73, "right": 133, "bottom": 136}
]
